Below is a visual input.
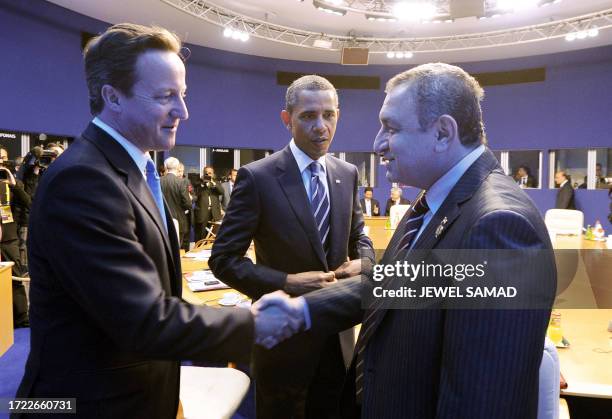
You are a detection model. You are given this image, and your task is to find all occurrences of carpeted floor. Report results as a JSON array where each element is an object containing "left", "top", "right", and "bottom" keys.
[{"left": 0, "top": 328, "right": 254, "bottom": 419}]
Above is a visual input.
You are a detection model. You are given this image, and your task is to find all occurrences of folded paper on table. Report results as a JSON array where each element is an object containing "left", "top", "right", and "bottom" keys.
[{"left": 185, "top": 270, "right": 230, "bottom": 292}]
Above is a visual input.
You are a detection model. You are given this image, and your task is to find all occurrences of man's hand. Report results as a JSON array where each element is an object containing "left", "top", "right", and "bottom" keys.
[
  {"left": 334, "top": 259, "right": 362, "bottom": 279},
  {"left": 284, "top": 271, "right": 336, "bottom": 295},
  {"left": 250, "top": 290, "right": 305, "bottom": 348}
]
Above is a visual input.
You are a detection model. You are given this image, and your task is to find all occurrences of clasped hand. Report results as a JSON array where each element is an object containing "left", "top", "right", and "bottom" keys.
[{"left": 250, "top": 290, "right": 305, "bottom": 349}]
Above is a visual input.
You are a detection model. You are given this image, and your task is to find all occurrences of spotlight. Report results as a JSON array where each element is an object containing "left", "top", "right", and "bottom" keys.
[
  {"left": 588, "top": 27, "right": 599, "bottom": 37},
  {"left": 223, "top": 27, "right": 233, "bottom": 37},
  {"left": 386, "top": 51, "right": 395, "bottom": 58},
  {"left": 392, "top": 2, "right": 437, "bottom": 21},
  {"left": 564, "top": 32, "right": 576, "bottom": 41},
  {"left": 313, "top": 0, "right": 347, "bottom": 15},
  {"left": 576, "top": 31, "right": 587, "bottom": 39}
]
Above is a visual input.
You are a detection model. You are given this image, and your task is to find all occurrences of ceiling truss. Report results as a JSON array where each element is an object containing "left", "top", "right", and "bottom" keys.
[{"left": 161, "top": 0, "right": 612, "bottom": 54}]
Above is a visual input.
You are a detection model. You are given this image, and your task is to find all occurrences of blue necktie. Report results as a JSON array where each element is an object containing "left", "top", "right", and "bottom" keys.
[
  {"left": 145, "top": 159, "right": 167, "bottom": 230},
  {"left": 309, "top": 161, "right": 330, "bottom": 252}
]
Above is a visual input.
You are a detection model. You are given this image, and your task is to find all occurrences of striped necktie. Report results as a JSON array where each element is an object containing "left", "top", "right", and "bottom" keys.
[
  {"left": 309, "top": 161, "right": 330, "bottom": 252},
  {"left": 145, "top": 159, "right": 167, "bottom": 230},
  {"left": 354, "top": 192, "right": 428, "bottom": 404}
]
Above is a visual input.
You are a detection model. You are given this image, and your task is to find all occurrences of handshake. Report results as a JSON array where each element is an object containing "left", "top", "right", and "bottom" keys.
[
  {"left": 249, "top": 291, "right": 306, "bottom": 349},
  {"left": 248, "top": 259, "right": 363, "bottom": 348}
]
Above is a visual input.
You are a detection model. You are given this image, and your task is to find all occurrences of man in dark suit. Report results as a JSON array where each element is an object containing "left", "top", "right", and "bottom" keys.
[
  {"left": 359, "top": 187, "right": 380, "bottom": 216},
  {"left": 383, "top": 187, "right": 409, "bottom": 216},
  {"left": 555, "top": 170, "right": 576, "bottom": 209},
  {"left": 209, "top": 75, "right": 373, "bottom": 418},
  {"left": 514, "top": 165, "right": 536, "bottom": 188},
  {"left": 193, "top": 165, "right": 224, "bottom": 241},
  {"left": 15, "top": 23, "right": 293, "bottom": 419},
  {"left": 257, "top": 63, "right": 556, "bottom": 419},
  {"left": 220, "top": 168, "right": 237, "bottom": 211},
  {"left": 161, "top": 156, "right": 191, "bottom": 249}
]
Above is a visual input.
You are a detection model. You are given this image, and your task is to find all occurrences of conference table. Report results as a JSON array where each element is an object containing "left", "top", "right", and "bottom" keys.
[{"left": 180, "top": 217, "right": 612, "bottom": 399}]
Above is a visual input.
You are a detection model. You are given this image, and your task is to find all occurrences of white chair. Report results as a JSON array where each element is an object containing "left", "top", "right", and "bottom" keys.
[
  {"left": 538, "top": 337, "right": 570, "bottom": 419},
  {"left": 179, "top": 366, "right": 250, "bottom": 419},
  {"left": 544, "top": 209, "right": 583, "bottom": 236},
  {"left": 389, "top": 204, "right": 411, "bottom": 229},
  {"left": 172, "top": 218, "right": 181, "bottom": 245}
]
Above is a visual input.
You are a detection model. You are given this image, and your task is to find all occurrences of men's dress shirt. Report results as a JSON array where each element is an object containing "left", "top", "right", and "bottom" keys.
[
  {"left": 364, "top": 199, "right": 372, "bottom": 216},
  {"left": 289, "top": 139, "right": 329, "bottom": 200},
  {"left": 92, "top": 117, "right": 149, "bottom": 180},
  {"left": 412, "top": 144, "right": 484, "bottom": 246}
]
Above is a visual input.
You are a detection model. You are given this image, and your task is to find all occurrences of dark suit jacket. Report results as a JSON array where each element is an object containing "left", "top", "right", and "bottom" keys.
[
  {"left": 209, "top": 145, "right": 373, "bottom": 397},
  {"left": 304, "top": 149, "right": 556, "bottom": 419},
  {"left": 556, "top": 181, "right": 576, "bottom": 209},
  {"left": 160, "top": 172, "right": 191, "bottom": 235},
  {"left": 384, "top": 197, "right": 410, "bottom": 216},
  {"left": 515, "top": 175, "right": 536, "bottom": 188},
  {"left": 194, "top": 179, "right": 223, "bottom": 224},
  {"left": 220, "top": 180, "right": 234, "bottom": 210},
  {"left": 15, "top": 123, "right": 253, "bottom": 419},
  {"left": 359, "top": 198, "right": 380, "bottom": 217}
]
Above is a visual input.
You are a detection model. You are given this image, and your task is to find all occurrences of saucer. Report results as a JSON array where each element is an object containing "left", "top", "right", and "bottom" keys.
[{"left": 219, "top": 298, "right": 240, "bottom": 306}]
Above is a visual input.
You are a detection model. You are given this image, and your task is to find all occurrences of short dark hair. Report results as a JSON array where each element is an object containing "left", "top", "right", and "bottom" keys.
[
  {"left": 386, "top": 63, "right": 486, "bottom": 146},
  {"left": 285, "top": 75, "right": 338, "bottom": 114},
  {"left": 364, "top": 187, "right": 373, "bottom": 193},
  {"left": 83, "top": 23, "right": 182, "bottom": 115}
]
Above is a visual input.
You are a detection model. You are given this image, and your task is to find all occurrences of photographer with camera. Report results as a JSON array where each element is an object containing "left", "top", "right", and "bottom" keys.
[
  {"left": 193, "top": 165, "right": 223, "bottom": 242},
  {"left": 15, "top": 144, "right": 62, "bottom": 265},
  {"left": 0, "top": 146, "right": 31, "bottom": 328}
]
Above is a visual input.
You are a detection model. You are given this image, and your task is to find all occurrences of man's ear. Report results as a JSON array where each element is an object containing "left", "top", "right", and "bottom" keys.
[
  {"left": 434, "top": 114, "right": 458, "bottom": 152},
  {"left": 280, "top": 110, "right": 291, "bottom": 129},
  {"left": 101, "top": 85, "right": 121, "bottom": 112}
]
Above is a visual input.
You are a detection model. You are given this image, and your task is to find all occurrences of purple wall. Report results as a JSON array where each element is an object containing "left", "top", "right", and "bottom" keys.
[{"left": 1, "top": 0, "right": 610, "bottom": 226}]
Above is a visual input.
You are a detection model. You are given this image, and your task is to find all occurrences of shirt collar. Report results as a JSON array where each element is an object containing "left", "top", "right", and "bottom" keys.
[
  {"left": 289, "top": 139, "right": 327, "bottom": 175},
  {"left": 92, "top": 117, "right": 151, "bottom": 178},
  {"left": 560, "top": 179, "right": 568, "bottom": 187},
  {"left": 426, "top": 144, "right": 485, "bottom": 217}
]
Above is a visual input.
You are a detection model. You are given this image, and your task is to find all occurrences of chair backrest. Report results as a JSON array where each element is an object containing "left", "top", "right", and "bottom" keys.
[
  {"left": 389, "top": 204, "right": 410, "bottom": 229},
  {"left": 172, "top": 218, "right": 180, "bottom": 245},
  {"left": 538, "top": 337, "right": 560, "bottom": 419},
  {"left": 544, "top": 209, "right": 583, "bottom": 236}
]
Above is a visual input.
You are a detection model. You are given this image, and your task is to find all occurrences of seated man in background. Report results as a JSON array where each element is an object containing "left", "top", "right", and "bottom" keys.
[
  {"left": 384, "top": 186, "right": 409, "bottom": 216},
  {"left": 360, "top": 186, "right": 380, "bottom": 216},
  {"left": 514, "top": 164, "right": 536, "bottom": 188},
  {"left": 555, "top": 170, "right": 576, "bottom": 209}
]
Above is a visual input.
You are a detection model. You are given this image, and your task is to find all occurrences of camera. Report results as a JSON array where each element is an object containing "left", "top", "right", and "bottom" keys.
[
  {"left": 37, "top": 150, "right": 58, "bottom": 169},
  {"left": 0, "top": 169, "right": 9, "bottom": 181}
]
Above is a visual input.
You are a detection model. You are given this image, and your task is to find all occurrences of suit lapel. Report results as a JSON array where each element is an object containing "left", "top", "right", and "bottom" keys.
[
  {"left": 362, "top": 149, "right": 501, "bottom": 348},
  {"left": 326, "top": 157, "right": 350, "bottom": 263},
  {"left": 276, "top": 146, "right": 328, "bottom": 269},
  {"left": 81, "top": 123, "right": 176, "bottom": 276}
]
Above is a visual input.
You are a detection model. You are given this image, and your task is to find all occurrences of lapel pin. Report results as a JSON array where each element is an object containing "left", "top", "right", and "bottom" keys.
[
  {"left": 435, "top": 217, "right": 448, "bottom": 238},
  {"left": 335, "top": 179, "right": 341, "bottom": 184}
]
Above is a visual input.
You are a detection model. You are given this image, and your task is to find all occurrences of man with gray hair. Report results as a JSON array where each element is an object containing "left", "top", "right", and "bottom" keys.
[
  {"left": 161, "top": 156, "right": 191, "bottom": 249},
  {"left": 256, "top": 63, "right": 555, "bottom": 418},
  {"left": 210, "top": 74, "right": 373, "bottom": 418}
]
